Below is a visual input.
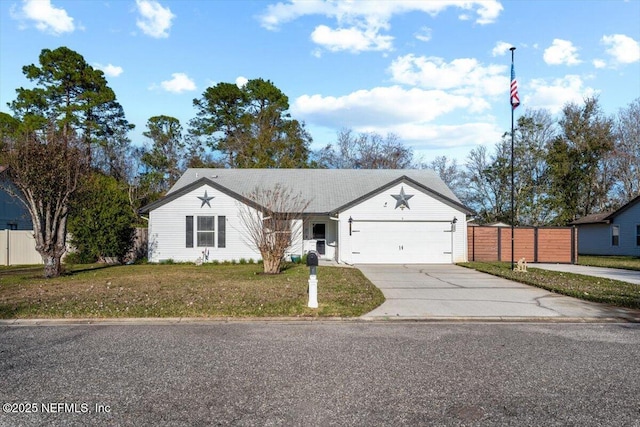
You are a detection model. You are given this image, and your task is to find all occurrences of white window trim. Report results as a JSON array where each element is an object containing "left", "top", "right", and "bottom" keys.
[{"left": 611, "top": 224, "right": 620, "bottom": 247}]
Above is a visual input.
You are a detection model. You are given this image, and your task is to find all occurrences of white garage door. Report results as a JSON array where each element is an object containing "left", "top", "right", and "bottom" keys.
[{"left": 351, "top": 221, "right": 452, "bottom": 264}]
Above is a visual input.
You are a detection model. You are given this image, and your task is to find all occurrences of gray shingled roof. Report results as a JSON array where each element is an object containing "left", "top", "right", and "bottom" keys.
[
  {"left": 569, "top": 211, "right": 612, "bottom": 225},
  {"left": 160, "top": 168, "right": 467, "bottom": 215},
  {"left": 569, "top": 194, "right": 640, "bottom": 225}
]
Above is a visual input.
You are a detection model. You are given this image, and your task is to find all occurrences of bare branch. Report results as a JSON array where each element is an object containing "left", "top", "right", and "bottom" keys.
[{"left": 238, "top": 184, "right": 310, "bottom": 274}]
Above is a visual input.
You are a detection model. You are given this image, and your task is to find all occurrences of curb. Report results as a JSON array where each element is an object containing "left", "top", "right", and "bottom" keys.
[{"left": 1, "top": 315, "right": 638, "bottom": 325}]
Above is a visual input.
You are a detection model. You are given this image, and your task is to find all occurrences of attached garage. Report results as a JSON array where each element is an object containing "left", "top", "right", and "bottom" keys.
[
  {"left": 350, "top": 221, "right": 454, "bottom": 264},
  {"left": 338, "top": 179, "right": 470, "bottom": 265}
]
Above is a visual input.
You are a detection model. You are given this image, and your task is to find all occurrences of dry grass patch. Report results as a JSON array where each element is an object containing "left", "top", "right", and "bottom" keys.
[{"left": 0, "top": 264, "right": 384, "bottom": 319}]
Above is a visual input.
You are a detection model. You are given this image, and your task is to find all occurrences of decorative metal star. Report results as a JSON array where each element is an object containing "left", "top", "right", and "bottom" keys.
[
  {"left": 198, "top": 190, "right": 214, "bottom": 208},
  {"left": 391, "top": 186, "right": 414, "bottom": 210}
]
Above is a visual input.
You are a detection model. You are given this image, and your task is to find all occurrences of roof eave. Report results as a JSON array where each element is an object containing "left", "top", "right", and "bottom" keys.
[{"left": 329, "top": 175, "right": 474, "bottom": 216}]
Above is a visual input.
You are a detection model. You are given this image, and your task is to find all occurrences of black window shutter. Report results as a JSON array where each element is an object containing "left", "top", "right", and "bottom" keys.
[
  {"left": 186, "top": 216, "right": 193, "bottom": 248},
  {"left": 218, "top": 216, "right": 226, "bottom": 248}
]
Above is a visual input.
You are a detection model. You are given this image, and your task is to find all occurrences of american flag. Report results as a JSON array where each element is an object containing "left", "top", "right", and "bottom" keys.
[{"left": 510, "top": 63, "right": 520, "bottom": 109}]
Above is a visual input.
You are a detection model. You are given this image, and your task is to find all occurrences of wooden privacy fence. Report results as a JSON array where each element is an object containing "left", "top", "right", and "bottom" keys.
[{"left": 467, "top": 226, "right": 578, "bottom": 264}]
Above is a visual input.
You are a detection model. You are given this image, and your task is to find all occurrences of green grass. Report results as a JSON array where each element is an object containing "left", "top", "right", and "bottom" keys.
[
  {"left": 578, "top": 255, "right": 640, "bottom": 271},
  {"left": 459, "top": 261, "right": 640, "bottom": 310},
  {"left": 0, "top": 263, "right": 385, "bottom": 319}
]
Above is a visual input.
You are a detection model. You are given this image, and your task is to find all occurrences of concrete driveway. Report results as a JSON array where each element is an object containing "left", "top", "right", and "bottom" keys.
[{"left": 358, "top": 264, "right": 640, "bottom": 322}]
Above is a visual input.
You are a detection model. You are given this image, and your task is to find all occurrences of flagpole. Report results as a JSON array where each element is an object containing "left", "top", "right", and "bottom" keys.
[{"left": 510, "top": 47, "right": 516, "bottom": 271}]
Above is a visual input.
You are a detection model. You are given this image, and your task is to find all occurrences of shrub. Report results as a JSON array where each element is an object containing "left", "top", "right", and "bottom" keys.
[{"left": 67, "top": 173, "right": 136, "bottom": 263}]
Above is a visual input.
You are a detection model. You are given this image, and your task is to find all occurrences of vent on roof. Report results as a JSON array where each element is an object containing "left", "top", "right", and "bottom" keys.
[{"left": 211, "top": 175, "right": 218, "bottom": 178}]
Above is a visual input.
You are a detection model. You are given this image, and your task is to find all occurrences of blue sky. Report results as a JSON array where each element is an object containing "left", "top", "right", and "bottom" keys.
[{"left": 1, "top": 0, "right": 639, "bottom": 163}]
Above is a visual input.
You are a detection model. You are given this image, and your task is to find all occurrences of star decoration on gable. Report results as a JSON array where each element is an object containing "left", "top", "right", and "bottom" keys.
[
  {"left": 391, "top": 186, "right": 414, "bottom": 210},
  {"left": 198, "top": 190, "right": 214, "bottom": 208}
]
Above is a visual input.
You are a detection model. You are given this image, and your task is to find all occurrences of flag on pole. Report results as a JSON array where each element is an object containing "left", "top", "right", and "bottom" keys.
[{"left": 510, "top": 63, "right": 520, "bottom": 109}]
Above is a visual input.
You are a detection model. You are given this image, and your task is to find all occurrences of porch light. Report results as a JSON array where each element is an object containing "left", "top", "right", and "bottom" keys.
[{"left": 348, "top": 216, "right": 353, "bottom": 236}]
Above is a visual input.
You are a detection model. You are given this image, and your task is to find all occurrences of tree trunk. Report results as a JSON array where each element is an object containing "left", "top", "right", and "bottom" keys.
[
  {"left": 262, "top": 252, "right": 282, "bottom": 274},
  {"left": 42, "top": 254, "right": 63, "bottom": 278}
]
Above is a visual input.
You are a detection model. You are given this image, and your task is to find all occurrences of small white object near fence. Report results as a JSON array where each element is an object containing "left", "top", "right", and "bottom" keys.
[{"left": 0, "top": 229, "right": 43, "bottom": 266}]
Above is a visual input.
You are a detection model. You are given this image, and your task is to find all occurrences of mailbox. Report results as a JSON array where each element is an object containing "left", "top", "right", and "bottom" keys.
[
  {"left": 306, "top": 251, "right": 319, "bottom": 267},
  {"left": 306, "top": 251, "right": 319, "bottom": 308}
]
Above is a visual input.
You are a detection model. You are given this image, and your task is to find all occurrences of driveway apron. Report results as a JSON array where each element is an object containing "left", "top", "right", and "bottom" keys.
[{"left": 358, "top": 264, "right": 640, "bottom": 322}]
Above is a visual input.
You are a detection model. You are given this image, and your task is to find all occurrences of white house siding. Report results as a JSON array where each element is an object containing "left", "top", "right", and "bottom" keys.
[
  {"left": 337, "top": 182, "right": 467, "bottom": 264},
  {"left": 578, "top": 204, "right": 640, "bottom": 257},
  {"left": 148, "top": 184, "right": 262, "bottom": 263},
  {"left": 288, "top": 219, "right": 304, "bottom": 259}
]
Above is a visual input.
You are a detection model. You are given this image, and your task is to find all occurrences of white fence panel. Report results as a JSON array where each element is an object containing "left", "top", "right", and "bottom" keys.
[{"left": 1, "top": 230, "right": 43, "bottom": 266}]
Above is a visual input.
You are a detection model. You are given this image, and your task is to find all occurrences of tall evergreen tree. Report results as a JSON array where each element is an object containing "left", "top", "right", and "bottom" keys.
[
  {"left": 140, "top": 115, "right": 186, "bottom": 192},
  {"left": 9, "top": 46, "right": 134, "bottom": 176},
  {"left": 190, "top": 78, "right": 311, "bottom": 168}
]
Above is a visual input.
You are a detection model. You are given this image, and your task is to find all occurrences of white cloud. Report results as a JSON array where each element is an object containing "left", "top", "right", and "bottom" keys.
[
  {"left": 14, "top": 0, "right": 75, "bottom": 35},
  {"left": 159, "top": 73, "right": 196, "bottom": 93},
  {"left": 136, "top": 0, "right": 175, "bottom": 38},
  {"left": 94, "top": 63, "right": 123, "bottom": 77},
  {"left": 592, "top": 59, "right": 606, "bottom": 69},
  {"left": 236, "top": 76, "right": 248, "bottom": 88},
  {"left": 543, "top": 39, "right": 581, "bottom": 66},
  {"left": 388, "top": 55, "right": 508, "bottom": 97},
  {"left": 259, "top": 1, "right": 502, "bottom": 53},
  {"left": 414, "top": 26, "right": 432, "bottom": 43},
  {"left": 491, "top": 41, "right": 513, "bottom": 57},
  {"left": 601, "top": 34, "right": 640, "bottom": 64},
  {"left": 296, "top": 86, "right": 503, "bottom": 153},
  {"left": 292, "top": 85, "right": 490, "bottom": 130},
  {"left": 527, "top": 75, "right": 597, "bottom": 114},
  {"left": 361, "top": 122, "right": 503, "bottom": 150},
  {"left": 311, "top": 25, "right": 393, "bottom": 52}
]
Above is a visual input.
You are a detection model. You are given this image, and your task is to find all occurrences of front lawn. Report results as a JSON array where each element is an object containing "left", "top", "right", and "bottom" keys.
[
  {"left": 0, "top": 263, "right": 385, "bottom": 319},
  {"left": 459, "top": 262, "right": 640, "bottom": 309}
]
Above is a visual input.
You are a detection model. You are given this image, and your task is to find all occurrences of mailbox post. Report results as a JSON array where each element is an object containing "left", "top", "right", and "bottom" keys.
[{"left": 306, "top": 251, "right": 319, "bottom": 308}]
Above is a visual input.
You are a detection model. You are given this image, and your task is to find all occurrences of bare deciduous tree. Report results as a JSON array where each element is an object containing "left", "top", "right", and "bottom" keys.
[
  {"left": 315, "top": 128, "right": 414, "bottom": 169},
  {"left": 0, "top": 124, "right": 89, "bottom": 277},
  {"left": 612, "top": 97, "right": 640, "bottom": 205},
  {"left": 238, "top": 184, "right": 310, "bottom": 274}
]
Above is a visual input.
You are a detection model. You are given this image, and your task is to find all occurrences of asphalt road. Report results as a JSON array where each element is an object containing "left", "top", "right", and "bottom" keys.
[{"left": 1, "top": 322, "right": 639, "bottom": 426}]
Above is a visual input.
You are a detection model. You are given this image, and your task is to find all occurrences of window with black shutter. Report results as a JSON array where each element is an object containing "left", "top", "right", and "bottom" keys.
[
  {"left": 186, "top": 216, "right": 193, "bottom": 248},
  {"left": 218, "top": 216, "right": 226, "bottom": 248}
]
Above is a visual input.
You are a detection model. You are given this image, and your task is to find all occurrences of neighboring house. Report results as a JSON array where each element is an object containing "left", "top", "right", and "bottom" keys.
[
  {"left": 140, "top": 169, "right": 473, "bottom": 264},
  {"left": 570, "top": 195, "right": 640, "bottom": 257},
  {"left": 0, "top": 187, "right": 32, "bottom": 230}
]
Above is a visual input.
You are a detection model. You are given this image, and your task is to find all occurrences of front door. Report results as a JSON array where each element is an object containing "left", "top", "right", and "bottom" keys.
[{"left": 312, "top": 223, "right": 326, "bottom": 255}]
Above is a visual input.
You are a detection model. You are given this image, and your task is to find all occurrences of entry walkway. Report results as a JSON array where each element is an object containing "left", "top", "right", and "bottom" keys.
[{"left": 359, "top": 264, "right": 640, "bottom": 322}]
